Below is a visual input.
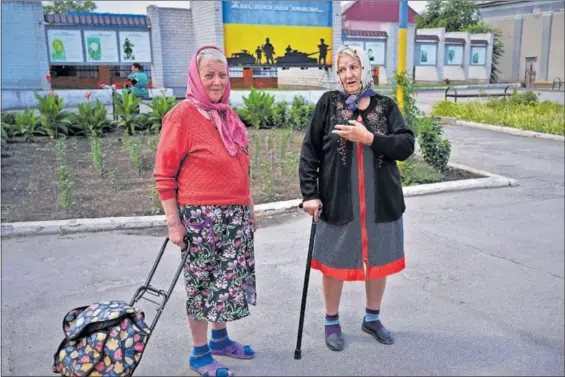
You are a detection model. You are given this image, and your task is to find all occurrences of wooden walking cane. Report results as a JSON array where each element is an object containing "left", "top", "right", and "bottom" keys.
[{"left": 294, "top": 202, "right": 322, "bottom": 360}]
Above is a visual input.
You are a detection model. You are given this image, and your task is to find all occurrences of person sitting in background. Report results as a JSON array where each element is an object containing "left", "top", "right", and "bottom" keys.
[
  {"left": 153, "top": 45, "right": 257, "bottom": 377},
  {"left": 126, "top": 63, "right": 149, "bottom": 98}
]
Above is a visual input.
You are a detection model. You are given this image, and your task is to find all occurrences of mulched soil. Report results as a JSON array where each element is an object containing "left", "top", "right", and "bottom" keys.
[
  {"left": 1, "top": 130, "right": 481, "bottom": 223},
  {"left": 0, "top": 130, "right": 305, "bottom": 223}
]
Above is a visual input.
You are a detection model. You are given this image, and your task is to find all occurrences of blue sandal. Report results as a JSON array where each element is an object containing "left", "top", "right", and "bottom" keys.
[
  {"left": 189, "top": 359, "right": 233, "bottom": 376},
  {"left": 210, "top": 342, "right": 255, "bottom": 359}
]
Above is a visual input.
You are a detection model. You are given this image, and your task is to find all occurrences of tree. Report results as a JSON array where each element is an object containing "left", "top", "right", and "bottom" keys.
[
  {"left": 416, "top": 0, "right": 503, "bottom": 83},
  {"left": 416, "top": 0, "right": 480, "bottom": 31},
  {"left": 43, "top": 0, "right": 97, "bottom": 14}
]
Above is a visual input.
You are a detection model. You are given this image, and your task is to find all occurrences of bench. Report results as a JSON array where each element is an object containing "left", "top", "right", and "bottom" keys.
[{"left": 444, "top": 85, "right": 512, "bottom": 103}]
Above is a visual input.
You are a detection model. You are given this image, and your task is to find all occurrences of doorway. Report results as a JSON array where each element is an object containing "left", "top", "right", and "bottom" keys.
[{"left": 524, "top": 57, "right": 537, "bottom": 89}]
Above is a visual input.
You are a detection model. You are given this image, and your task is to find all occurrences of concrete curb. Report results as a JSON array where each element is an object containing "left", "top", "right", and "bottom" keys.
[
  {"left": 454, "top": 120, "right": 565, "bottom": 141},
  {"left": 404, "top": 162, "right": 518, "bottom": 198},
  {"left": 0, "top": 164, "right": 517, "bottom": 238}
]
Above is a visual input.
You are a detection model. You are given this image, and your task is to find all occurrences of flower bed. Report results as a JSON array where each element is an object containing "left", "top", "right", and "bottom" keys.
[{"left": 1, "top": 82, "right": 482, "bottom": 223}]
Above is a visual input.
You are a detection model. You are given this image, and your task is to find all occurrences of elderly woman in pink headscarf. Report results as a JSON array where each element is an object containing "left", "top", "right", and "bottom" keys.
[{"left": 153, "top": 45, "right": 256, "bottom": 376}]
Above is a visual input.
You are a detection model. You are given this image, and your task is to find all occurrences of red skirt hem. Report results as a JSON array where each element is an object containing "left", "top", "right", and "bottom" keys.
[{"left": 311, "top": 257, "right": 406, "bottom": 282}]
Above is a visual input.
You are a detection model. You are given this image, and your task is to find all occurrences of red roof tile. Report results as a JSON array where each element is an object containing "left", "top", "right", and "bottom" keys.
[{"left": 342, "top": 1, "right": 418, "bottom": 23}]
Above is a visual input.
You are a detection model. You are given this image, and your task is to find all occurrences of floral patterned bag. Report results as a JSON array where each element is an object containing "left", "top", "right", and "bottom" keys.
[
  {"left": 52, "top": 237, "right": 189, "bottom": 377},
  {"left": 52, "top": 301, "right": 151, "bottom": 376}
]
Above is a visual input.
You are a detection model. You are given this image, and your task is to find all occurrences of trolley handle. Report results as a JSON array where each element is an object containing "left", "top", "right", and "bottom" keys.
[{"left": 130, "top": 236, "right": 190, "bottom": 332}]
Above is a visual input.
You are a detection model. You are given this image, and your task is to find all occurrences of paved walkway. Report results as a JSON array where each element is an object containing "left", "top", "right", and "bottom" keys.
[{"left": 2, "top": 126, "right": 564, "bottom": 376}]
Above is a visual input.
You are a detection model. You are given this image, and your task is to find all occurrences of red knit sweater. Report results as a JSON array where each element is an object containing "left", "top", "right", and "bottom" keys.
[{"left": 153, "top": 101, "right": 251, "bottom": 206}]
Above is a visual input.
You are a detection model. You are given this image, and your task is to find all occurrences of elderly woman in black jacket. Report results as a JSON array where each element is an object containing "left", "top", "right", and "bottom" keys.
[{"left": 299, "top": 44, "right": 415, "bottom": 352}]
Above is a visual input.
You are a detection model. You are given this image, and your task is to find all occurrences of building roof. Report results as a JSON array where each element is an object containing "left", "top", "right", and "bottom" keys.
[
  {"left": 416, "top": 34, "right": 440, "bottom": 42},
  {"left": 342, "top": 1, "right": 418, "bottom": 23},
  {"left": 471, "top": 39, "right": 489, "bottom": 45},
  {"left": 44, "top": 11, "right": 149, "bottom": 28},
  {"left": 477, "top": 0, "right": 530, "bottom": 8},
  {"left": 343, "top": 30, "right": 388, "bottom": 39},
  {"left": 445, "top": 37, "right": 466, "bottom": 44}
]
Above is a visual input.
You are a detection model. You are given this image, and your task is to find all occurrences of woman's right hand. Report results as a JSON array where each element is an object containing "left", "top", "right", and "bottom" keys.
[
  {"left": 168, "top": 222, "right": 187, "bottom": 249},
  {"left": 303, "top": 199, "right": 323, "bottom": 222}
]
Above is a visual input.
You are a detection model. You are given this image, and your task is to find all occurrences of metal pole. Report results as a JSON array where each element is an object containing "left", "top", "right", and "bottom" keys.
[{"left": 397, "top": 1, "right": 408, "bottom": 110}]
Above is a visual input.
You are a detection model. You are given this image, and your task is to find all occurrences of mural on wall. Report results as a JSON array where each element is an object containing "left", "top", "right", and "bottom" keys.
[
  {"left": 342, "top": 40, "right": 386, "bottom": 66},
  {"left": 84, "top": 31, "right": 119, "bottom": 63},
  {"left": 365, "top": 41, "right": 385, "bottom": 66},
  {"left": 419, "top": 44, "right": 437, "bottom": 65},
  {"left": 119, "top": 31, "right": 152, "bottom": 63},
  {"left": 222, "top": 1, "right": 333, "bottom": 67},
  {"left": 471, "top": 46, "right": 486, "bottom": 65},
  {"left": 47, "top": 29, "right": 83, "bottom": 63},
  {"left": 446, "top": 45, "right": 463, "bottom": 65}
]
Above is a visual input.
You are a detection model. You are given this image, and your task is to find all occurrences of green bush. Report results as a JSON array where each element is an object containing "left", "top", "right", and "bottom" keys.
[
  {"left": 71, "top": 98, "right": 115, "bottom": 137},
  {"left": 416, "top": 116, "right": 451, "bottom": 172},
  {"left": 34, "top": 92, "right": 72, "bottom": 139},
  {"left": 1, "top": 112, "right": 16, "bottom": 126},
  {"left": 270, "top": 101, "right": 292, "bottom": 129},
  {"left": 289, "top": 95, "right": 315, "bottom": 131},
  {"left": 14, "top": 109, "right": 44, "bottom": 143},
  {"left": 431, "top": 90, "right": 565, "bottom": 136},
  {"left": 398, "top": 158, "right": 443, "bottom": 186},
  {"left": 114, "top": 90, "right": 142, "bottom": 136},
  {"left": 237, "top": 87, "right": 275, "bottom": 130},
  {"left": 147, "top": 94, "right": 176, "bottom": 132}
]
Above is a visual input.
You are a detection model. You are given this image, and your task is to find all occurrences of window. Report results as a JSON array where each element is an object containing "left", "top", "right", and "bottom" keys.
[
  {"left": 470, "top": 46, "right": 487, "bottom": 66},
  {"left": 445, "top": 45, "right": 464, "bottom": 66}
]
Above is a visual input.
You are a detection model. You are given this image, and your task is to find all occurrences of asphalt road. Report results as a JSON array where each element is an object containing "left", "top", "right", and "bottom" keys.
[{"left": 2, "top": 125, "right": 564, "bottom": 376}]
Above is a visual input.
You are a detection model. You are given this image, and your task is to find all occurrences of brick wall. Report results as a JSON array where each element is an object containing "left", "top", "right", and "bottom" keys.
[
  {"left": 1, "top": 0, "right": 50, "bottom": 90},
  {"left": 190, "top": 1, "right": 224, "bottom": 50},
  {"left": 148, "top": 6, "right": 195, "bottom": 95}
]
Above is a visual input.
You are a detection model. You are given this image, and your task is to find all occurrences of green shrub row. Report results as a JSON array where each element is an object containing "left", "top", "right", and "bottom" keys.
[{"left": 431, "top": 90, "right": 565, "bottom": 136}]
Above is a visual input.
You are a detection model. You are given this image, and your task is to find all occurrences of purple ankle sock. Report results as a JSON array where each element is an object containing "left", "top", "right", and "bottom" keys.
[{"left": 325, "top": 313, "right": 341, "bottom": 337}]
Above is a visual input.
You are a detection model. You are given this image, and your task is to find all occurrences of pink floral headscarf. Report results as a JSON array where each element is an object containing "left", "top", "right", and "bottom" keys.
[{"left": 185, "top": 45, "right": 248, "bottom": 156}]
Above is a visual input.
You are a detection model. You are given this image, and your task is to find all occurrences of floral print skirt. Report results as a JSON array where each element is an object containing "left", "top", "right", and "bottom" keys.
[{"left": 179, "top": 204, "right": 256, "bottom": 323}]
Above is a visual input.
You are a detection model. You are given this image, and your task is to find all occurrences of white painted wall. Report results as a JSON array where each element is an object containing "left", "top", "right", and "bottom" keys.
[
  {"left": 443, "top": 31, "right": 470, "bottom": 82},
  {"left": 468, "top": 33, "right": 495, "bottom": 83}
]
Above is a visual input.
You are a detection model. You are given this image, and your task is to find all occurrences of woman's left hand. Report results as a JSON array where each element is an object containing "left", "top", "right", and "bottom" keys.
[{"left": 332, "top": 120, "right": 374, "bottom": 145}]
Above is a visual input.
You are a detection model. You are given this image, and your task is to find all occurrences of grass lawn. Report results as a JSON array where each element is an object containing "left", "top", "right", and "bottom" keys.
[{"left": 431, "top": 91, "right": 565, "bottom": 136}]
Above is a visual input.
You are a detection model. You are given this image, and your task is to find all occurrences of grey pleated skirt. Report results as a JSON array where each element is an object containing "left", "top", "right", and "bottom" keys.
[{"left": 311, "top": 142, "right": 406, "bottom": 281}]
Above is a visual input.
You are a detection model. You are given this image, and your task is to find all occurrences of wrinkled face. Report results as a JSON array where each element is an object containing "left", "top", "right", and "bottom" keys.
[
  {"left": 337, "top": 54, "right": 362, "bottom": 94},
  {"left": 199, "top": 58, "right": 228, "bottom": 103}
]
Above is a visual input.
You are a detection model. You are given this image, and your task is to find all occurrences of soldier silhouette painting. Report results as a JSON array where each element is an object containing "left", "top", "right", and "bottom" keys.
[
  {"left": 255, "top": 46, "right": 262, "bottom": 64},
  {"left": 263, "top": 38, "right": 275, "bottom": 65},
  {"left": 318, "top": 38, "right": 328, "bottom": 65}
]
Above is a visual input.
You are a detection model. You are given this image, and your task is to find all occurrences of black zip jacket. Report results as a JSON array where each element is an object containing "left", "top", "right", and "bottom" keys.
[{"left": 299, "top": 91, "right": 415, "bottom": 225}]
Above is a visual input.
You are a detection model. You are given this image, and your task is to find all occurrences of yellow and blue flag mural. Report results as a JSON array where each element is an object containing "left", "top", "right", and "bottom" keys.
[{"left": 222, "top": 1, "right": 333, "bottom": 67}]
